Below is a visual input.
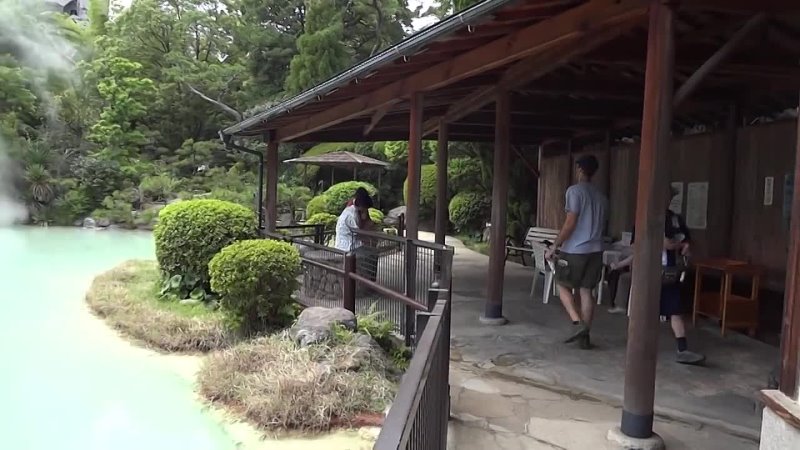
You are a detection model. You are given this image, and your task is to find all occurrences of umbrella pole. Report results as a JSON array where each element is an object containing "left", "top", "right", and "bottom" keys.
[
  {"left": 330, "top": 167, "right": 334, "bottom": 187},
  {"left": 353, "top": 167, "right": 357, "bottom": 180},
  {"left": 378, "top": 170, "right": 382, "bottom": 208}
]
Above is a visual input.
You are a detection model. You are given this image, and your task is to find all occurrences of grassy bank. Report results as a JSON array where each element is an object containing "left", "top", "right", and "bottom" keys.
[
  {"left": 199, "top": 334, "right": 396, "bottom": 431},
  {"left": 86, "top": 260, "right": 229, "bottom": 352}
]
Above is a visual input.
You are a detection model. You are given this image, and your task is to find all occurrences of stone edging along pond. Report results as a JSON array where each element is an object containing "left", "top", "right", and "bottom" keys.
[{"left": 86, "top": 260, "right": 398, "bottom": 436}]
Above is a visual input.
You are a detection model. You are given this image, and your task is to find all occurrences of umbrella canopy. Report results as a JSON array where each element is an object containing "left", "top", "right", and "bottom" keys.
[{"left": 283, "top": 151, "right": 389, "bottom": 170}]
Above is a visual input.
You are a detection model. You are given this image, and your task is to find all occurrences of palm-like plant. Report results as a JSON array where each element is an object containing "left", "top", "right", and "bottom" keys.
[{"left": 24, "top": 164, "right": 55, "bottom": 204}]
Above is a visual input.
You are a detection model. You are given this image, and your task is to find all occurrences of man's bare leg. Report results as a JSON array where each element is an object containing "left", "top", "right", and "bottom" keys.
[
  {"left": 558, "top": 284, "right": 581, "bottom": 322},
  {"left": 579, "top": 287, "right": 595, "bottom": 327},
  {"left": 559, "top": 284, "right": 589, "bottom": 343},
  {"left": 670, "top": 314, "right": 686, "bottom": 338}
]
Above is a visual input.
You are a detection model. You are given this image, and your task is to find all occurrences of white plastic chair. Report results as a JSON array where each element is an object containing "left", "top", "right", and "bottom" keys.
[{"left": 529, "top": 244, "right": 557, "bottom": 303}]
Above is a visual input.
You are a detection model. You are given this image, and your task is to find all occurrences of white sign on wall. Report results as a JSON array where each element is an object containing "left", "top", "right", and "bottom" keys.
[
  {"left": 686, "top": 182, "right": 709, "bottom": 230},
  {"left": 764, "top": 176, "right": 775, "bottom": 206}
]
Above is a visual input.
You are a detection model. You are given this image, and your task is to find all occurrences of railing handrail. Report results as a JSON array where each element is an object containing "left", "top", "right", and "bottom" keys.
[
  {"left": 374, "top": 299, "right": 448, "bottom": 449},
  {"left": 349, "top": 272, "right": 429, "bottom": 311},
  {"left": 352, "top": 228, "right": 452, "bottom": 252}
]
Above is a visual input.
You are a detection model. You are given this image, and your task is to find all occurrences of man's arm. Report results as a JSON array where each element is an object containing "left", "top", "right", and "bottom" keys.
[{"left": 553, "top": 212, "right": 578, "bottom": 249}]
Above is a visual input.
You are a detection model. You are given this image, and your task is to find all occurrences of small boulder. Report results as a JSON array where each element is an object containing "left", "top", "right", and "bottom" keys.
[
  {"left": 179, "top": 299, "right": 202, "bottom": 306},
  {"left": 337, "top": 333, "right": 383, "bottom": 371},
  {"left": 82, "top": 217, "right": 97, "bottom": 229},
  {"left": 96, "top": 218, "right": 111, "bottom": 228},
  {"left": 385, "top": 206, "right": 406, "bottom": 225},
  {"left": 291, "top": 307, "right": 357, "bottom": 346}
]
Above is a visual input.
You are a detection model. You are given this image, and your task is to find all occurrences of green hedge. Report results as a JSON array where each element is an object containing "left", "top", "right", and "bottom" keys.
[
  {"left": 368, "top": 208, "right": 384, "bottom": 224},
  {"left": 209, "top": 239, "right": 300, "bottom": 335},
  {"left": 154, "top": 199, "right": 257, "bottom": 288},
  {"left": 403, "top": 164, "right": 437, "bottom": 218},
  {"left": 323, "top": 181, "right": 377, "bottom": 215},
  {"left": 306, "top": 195, "right": 328, "bottom": 217},
  {"left": 306, "top": 212, "right": 338, "bottom": 232},
  {"left": 449, "top": 191, "right": 490, "bottom": 233}
]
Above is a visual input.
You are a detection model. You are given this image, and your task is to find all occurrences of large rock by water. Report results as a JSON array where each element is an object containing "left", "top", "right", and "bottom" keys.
[
  {"left": 82, "top": 217, "right": 96, "bottom": 228},
  {"left": 291, "top": 307, "right": 356, "bottom": 346}
]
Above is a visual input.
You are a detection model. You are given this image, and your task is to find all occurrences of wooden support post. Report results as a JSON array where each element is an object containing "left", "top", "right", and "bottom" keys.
[
  {"left": 536, "top": 144, "right": 544, "bottom": 227},
  {"left": 723, "top": 103, "right": 740, "bottom": 254},
  {"left": 483, "top": 91, "right": 511, "bottom": 324},
  {"left": 620, "top": 1, "right": 675, "bottom": 440},
  {"left": 779, "top": 91, "right": 800, "bottom": 398},
  {"left": 406, "top": 92, "right": 423, "bottom": 241},
  {"left": 435, "top": 122, "right": 449, "bottom": 246},
  {"left": 265, "top": 141, "right": 279, "bottom": 233}
]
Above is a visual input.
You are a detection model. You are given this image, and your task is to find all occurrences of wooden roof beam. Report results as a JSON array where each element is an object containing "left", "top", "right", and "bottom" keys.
[
  {"left": 686, "top": 0, "right": 800, "bottom": 14},
  {"left": 421, "top": 12, "right": 646, "bottom": 135},
  {"left": 274, "top": 0, "right": 649, "bottom": 142},
  {"left": 674, "top": 13, "right": 768, "bottom": 108}
]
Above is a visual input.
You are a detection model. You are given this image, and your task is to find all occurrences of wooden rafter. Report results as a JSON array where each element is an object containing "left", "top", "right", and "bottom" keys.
[
  {"left": 363, "top": 102, "right": 395, "bottom": 136},
  {"left": 274, "top": 0, "right": 649, "bottom": 142},
  {"left": 674, "top": 13, "right": 768, "bottom": 107}
]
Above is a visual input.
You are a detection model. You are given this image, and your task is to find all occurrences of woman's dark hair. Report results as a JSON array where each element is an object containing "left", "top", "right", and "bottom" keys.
[{"left": 354, "top": 188, "right": 373, "bottom": 208}]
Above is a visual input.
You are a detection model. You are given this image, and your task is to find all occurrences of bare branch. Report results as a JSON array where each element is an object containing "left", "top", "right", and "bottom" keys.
[{"left": 185, "top": 83, "right": 243, "bottom": 122}]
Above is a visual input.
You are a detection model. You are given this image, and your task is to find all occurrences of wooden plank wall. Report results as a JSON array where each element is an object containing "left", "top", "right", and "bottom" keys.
[
  {"left": 536, "top": 120, "right": 797, "bottom": 288},
  {"left": 731, "top": 121, "right": 798, "bottom": 287}
]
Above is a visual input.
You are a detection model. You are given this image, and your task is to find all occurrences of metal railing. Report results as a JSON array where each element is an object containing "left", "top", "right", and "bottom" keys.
[
  {"left": 264, "top": 227, "right": 454, "bottom": 450},
  {"left": 374, "top": 297, "right": 451, "bottom": 450}
]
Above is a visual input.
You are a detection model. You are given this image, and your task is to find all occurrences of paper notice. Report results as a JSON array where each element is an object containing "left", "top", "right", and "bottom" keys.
[
  {"left": 686, "top": 182, "right": 708, "bottom": 230},
  {"left": 669, "top": 181, "right": 684, "bottom": 214}
]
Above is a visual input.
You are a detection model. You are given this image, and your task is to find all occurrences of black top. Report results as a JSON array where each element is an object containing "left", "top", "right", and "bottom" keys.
[{"left": 629, "top": 210, "right": 691, "bottom": 267}]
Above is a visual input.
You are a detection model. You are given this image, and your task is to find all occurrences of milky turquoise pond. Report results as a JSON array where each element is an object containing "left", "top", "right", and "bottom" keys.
[{"left": 0, "top": 227, "right": 237, "bottom": 450}]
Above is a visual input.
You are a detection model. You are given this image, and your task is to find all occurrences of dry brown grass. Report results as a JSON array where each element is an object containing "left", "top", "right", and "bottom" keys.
[
  {"left": 86, "top": 260, "right": 230, "bottom": 352},
  {"left": 197, "top": 333, "right": 397, "bottom": 431}
]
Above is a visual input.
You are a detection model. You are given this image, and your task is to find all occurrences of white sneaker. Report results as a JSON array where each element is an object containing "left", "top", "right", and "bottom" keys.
[{"left": 607, "top": 306, "right": 627, "bottom": 315}]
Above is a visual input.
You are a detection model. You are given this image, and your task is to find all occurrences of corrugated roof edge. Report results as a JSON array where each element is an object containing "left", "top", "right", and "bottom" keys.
[{"left": 221, "top": 0, "right": 520, "bottom": 138}]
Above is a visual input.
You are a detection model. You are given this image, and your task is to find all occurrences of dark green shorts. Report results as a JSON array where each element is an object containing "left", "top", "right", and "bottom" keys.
[{"left": 555, "top": 252, "right": 603, "bottom": 290}]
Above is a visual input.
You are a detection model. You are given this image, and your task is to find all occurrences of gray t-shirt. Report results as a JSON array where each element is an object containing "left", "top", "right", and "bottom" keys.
[{"left": 560, "top": 182, "right": 608, "bottom": 254}]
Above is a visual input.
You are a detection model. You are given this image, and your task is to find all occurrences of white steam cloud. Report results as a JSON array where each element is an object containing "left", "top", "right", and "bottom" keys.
[{"left": 0, "top": 0, "right": 80, "bottom": 226}]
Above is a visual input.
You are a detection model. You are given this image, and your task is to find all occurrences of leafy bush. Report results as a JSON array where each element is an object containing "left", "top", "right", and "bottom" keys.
[
  {"left": 278, "top": 183, "right": 312, "bottom": 213},
  {"left": 322, "top": 181, "right": 377, "bottom": 215},
  {"left": 383, "top": 140, "right": 436, "bottom": 164},
  {"left": 448, "top": 157, "right": 486, "bottom": 193},
  {"left": 53, "top": 189, "right": 91, "bottom": 224},
  {"left": 368, "top": 208, "right": 384, "bottom": 224},
  {"left": 403, "top": 164, "right": 437, "bottom": 218},
  {"left": 139, "top": 175, "right": 179, "bottom": 202},
  {"left": 207, "top": 188, "right": 253, "bottom": 208},
  {"left": 357, "top": 307, "right": 410, "bottom": 370},
  {"left": 306, "top": 212, "right": 337, "bottom": 232},
  {"left": 93, "top": 188, "right": 139, "bottom": 228},
  {"left": 449, "top": 191, "right": 491, "bottom": 233},
  {"left": 154, "top": 199, "right": 257, "bottom": 293},
  {"left": 209, "top": 239, "right": 300, "bottom": 335},
  {"left": 71, "top": 156, "right": 125, "bottom": 209},
  {"left": 306, "top": 195, "right": 328, "bottom": 217}
]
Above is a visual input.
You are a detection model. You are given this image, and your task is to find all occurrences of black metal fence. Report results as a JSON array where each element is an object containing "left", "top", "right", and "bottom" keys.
[
  {"left": 264, "top": 227, "right": 454, "bottom": 450},
  {"left": 374, "top": 297, "right": 451, "bottom": 450}
]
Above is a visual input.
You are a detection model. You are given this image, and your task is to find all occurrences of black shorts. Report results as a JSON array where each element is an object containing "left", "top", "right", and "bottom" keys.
[
  {"left": 555, "top": 252, "right": 603, "bottom": 290},
  {"left": 660, "top": 283, "right": 687, "bottom": 317}
]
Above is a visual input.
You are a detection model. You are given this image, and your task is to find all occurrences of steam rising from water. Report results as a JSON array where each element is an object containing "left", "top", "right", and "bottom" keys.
[
  {"left": 0, "top": 0, "right": 80, "bottom": 226},
  {"left": 0, "top": 146, "right": 28, "bottom": 226}
]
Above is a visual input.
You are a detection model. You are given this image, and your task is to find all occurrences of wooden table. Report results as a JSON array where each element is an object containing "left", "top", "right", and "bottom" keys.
[{"left": 692, "top": 258, "right": 763, "bottom": 337}]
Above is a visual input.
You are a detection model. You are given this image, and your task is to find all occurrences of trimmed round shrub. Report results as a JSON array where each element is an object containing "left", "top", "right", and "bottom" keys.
[
  {"left": 322, "top": 181, "right": 377, "bottom": 215},
  {"left": 306, "top": 212, "right": 338, "bottom": 232},
  {"left": 368, "top": 208, "right": 384, "bottom": 224},
  {"left": 306, "top": 195, "right": 329, "bottom": 217},
  {"left": 154, "top": 199, "right": 257, "bottom": 286},
  {"left": 403, "top": 164, "right": 437, "bottom": 218},
  {"left": 209, "top": 239, "right": 300, "bottom": 335},
  {"left": 449, "top": 191, "right": 491, "bottom": 233}
]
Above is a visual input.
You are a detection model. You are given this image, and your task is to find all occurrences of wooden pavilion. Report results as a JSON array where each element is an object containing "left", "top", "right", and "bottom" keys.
[{"left": 222, "top": 0, "right": 800, "bottom": 445}]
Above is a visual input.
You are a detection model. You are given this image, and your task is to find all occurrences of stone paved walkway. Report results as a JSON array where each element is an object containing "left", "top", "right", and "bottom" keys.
[
  {"left": 416, "top": 232, "right": 776, "bottom": 443},
  {"left": 447, "top": 361, "right": 758, "bottom": 450}
]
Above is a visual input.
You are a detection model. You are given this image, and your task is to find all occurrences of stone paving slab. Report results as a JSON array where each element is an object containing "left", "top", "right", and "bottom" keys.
[{"left": 448, "top": 363, "right": 759, "bottom": 450}]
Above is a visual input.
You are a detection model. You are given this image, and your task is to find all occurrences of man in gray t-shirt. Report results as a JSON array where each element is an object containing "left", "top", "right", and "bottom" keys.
[{"left": 545, "top": 155, "right": 608, "bottom": 348}]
